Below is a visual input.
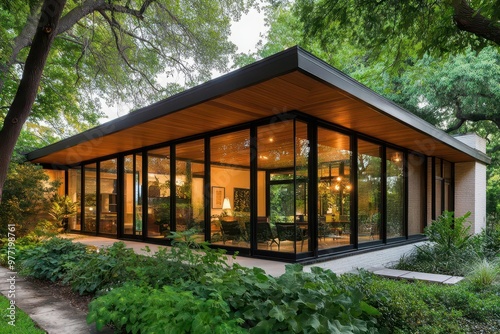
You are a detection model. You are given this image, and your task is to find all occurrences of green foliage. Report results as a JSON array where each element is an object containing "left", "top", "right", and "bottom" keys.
[
  {"left": 64, "top": 242, "right": 141, "bottom": 295},
  {"left": 466, "top": 259, "right": 500, "bottom": 290},
  {"left": 87, "top": 283, "right": 246, "bottom": 334},
  {"left": 0, "top": 163, "right": 59, "bottom": 237},
  {"left": 341, "top": 271, "right": 500, "bottom": 333},
  {"left": 19, "top": 237, "right": 89, "bottom": 282},
  {"left": 48, "top": 195, "right": 77, "bottom": 232},
  {"left": 425, "top": 211, "right": 472, "bottom": 251}
]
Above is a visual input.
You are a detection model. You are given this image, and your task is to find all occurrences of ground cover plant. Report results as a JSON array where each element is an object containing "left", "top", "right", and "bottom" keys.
[
  {"left": 0, "top": 295, "right": 45, "bottom": 334},
  {"left": 395, "top": 211, "right": 500, "bottom": 276},
  {"left": 3, "top": 221, "right": 500, "bottom": 333}
]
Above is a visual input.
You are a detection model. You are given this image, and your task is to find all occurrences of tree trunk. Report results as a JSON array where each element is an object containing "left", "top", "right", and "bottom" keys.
[{"left": 0, "top": 0, "right": 67, "bottom": 204}]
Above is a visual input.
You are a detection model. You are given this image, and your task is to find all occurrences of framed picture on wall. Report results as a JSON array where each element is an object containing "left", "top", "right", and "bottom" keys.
[
  {"left": 212, "top": 186, "right": 225, "bottom": 209},
  {"left": 234, "top": 188, "right": 250, "bottom": 212}
]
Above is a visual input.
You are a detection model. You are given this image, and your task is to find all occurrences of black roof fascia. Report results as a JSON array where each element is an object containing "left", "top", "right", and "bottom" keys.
[{"left": 26, "top": 46, "right": 490, "bottom": 165}]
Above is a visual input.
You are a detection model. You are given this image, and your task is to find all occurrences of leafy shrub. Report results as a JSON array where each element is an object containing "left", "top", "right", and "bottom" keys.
[
  {"left": 20, "top": 237, "right": 89, "bottom": 281},
  {"left": 64, "top": 242, "right": 142, "bottom": 295},
  {"left": 87, "top": 283, "right": 246, "bottom": 334},
  {"left": 425, "top": 211, "right": 472, "bottom": 251},
  {"left": 394, "top": 211, "right": 482, "bottom": 276},
  {"left": 0, "top": 163, "right": 59, "bottom": 237},
  {"left": 341, "top": 271, "right": 500, "bottom": 333},
  {"left": 187, "top": 264, "right": 381, "bottom": 333}
]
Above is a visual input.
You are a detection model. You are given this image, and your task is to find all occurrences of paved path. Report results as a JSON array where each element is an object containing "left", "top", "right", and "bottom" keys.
[
  {"left": 370, "top": 268, "right": 464, "bottom": 284},
  {"left": 0, "top": 266, "right": 113, "bottom": 334}
]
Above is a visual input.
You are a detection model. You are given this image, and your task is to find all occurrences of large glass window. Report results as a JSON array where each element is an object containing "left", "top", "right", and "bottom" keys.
[
  {"left": 211, "top": 130, "right": 251, "bottom": 248},
  {"left": 357, "top": 140, "right": 382, "bottom": 243},
  {"left": 258, "top": 120, "right": 309, "bottom": 253},
  {"left": 176, "top": 140, "right": 205, "bottom": 241},
  {"left": 123, "top": 154, "right": 143, "bottom": 236},
  {"left": 317, "top": 127, "right": 352, "bottom": 250},
  {"left": 68, "top": 168, "right": 81, "bottom": 230},
  {"left": 99, "top": 159, "right": 118, "bottom": 234},
  {"left": 386, "top": 148, "right": 404, "bottom": 238},
  {"left": 83, "top": 164, "right": 97, "bottom": 232},
  {"left": 147, "top": 148, "right": 171, "bottom": 238}
]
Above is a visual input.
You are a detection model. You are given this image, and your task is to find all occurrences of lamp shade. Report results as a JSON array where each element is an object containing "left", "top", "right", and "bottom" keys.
[{"left": 222, "top": 197, "right": 231, "bottom": 210}]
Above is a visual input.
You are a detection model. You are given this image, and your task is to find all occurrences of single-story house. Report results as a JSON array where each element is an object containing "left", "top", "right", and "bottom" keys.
[{"left": 28, "top": 46, "right": 489, "bottom": 262}]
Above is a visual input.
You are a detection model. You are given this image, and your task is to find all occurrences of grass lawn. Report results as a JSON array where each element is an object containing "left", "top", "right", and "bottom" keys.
[{"left": 0, "top": 295, "right": 45, "bottom": 334}]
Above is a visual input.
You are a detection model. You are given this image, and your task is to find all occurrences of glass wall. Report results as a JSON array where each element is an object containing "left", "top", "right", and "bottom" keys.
[
  {"left": 357, "top": 140, "right": 382, "bottom": 243},
  {"left": 99, "top": 159, "right": 118, "bottom": 234},
  {"left": 68, "top": 168, "right": 81, "bottom": 230},
  {"left": 258, "top": 120, "right": 310, "bottom": 253},
  {"left": 123, "top": 154, "right": 143, "bottom": 236},
  {"left": 147, "top": 148, "right": 171, "bottom": 238},
  {"left": 176, "top": 140, "right": 205, "bottom": 241},
  {"left": 210, "top": 130, "right": 251, "bottom": 248},
  {"left": 317, "top": 127, "right": 352, "bottom": 250},
  {"left": 83, "top": 164, "right": 97, "bottom": 232},
  {"left": 60, "top": 112, "right": 438, "bottom": 259},
  {"left": 386, "top": 148, "right": 404, "bottom": 238}
]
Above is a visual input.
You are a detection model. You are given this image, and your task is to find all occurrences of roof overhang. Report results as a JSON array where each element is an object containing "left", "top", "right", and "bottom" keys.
[{"left": 27, "top": 46, "right": 490, "bottom": 166}]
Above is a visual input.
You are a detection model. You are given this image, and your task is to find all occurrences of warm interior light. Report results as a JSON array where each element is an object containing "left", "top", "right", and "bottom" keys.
[
  {"left": 259, "top": 155, "right": 269, "bottom": 160},
  {"left": 391, "top": 152, "right": 402, "bottom": 163},
  {"left": 336, "top": 176, "right": 342, "bottom": 182},
  {"left": 334, "top": 184, "right": 340, "bottom": 191},
  {"left": 222, "top": 197, "right": 232, "bottom": 210},
  {"left": 346, "top": 184, "right": 352, "bottom": 191},
  {"left": 269, "top": 137, "right": 274, "bottom": 142}
]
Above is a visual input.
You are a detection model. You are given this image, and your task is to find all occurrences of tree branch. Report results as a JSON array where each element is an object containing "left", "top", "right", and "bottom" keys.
[
  {"left": 98, "top": 10, "right": 160, "bottom": 92},
  {"left": 452, "top": 0, "right": 500, "bottom": 46}
]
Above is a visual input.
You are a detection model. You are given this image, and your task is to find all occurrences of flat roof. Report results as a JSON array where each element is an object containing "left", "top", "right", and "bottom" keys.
[{"left": 27, "top": 46, "right": 490, "bottom": 166}]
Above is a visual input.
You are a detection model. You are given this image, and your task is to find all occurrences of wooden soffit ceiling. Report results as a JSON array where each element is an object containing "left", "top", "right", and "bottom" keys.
[{"left": 27, "top": 47, "right": 489, "bottom": 166}]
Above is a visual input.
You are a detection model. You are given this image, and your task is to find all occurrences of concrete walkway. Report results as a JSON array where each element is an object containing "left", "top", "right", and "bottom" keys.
[
  {"left": 0, "top": 266, "right": 113, "bottom": 333},
  {"left": 370, "top": 268, "right": 464, "bottom": 284}
]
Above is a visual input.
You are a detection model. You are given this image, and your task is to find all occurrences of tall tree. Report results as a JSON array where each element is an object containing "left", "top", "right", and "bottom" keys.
[{"left": 0, "top": 0, "right": 253, "bottom": 203}]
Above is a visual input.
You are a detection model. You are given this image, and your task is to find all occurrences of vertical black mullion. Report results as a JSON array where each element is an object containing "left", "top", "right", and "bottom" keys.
[
  {"left": 293, "top": 120, "right": 297, "bottom": 254},
  {"left": 250, "top": 126, "right": 258, "bottom": 254},
  {"left": 440, "top": 160, "right": 445, "bottom": 214},
  {"left": 117, "top": 156, "right": 124, "bottom": 238},
  {"left": 404, "top": 151, "right": 409, "bottom": 239},
  {"left": 142, "top": 151, "right": 148, "bottom": 240},
  {"left": 308, "top": 121, "right": 318, "bottom": 257},
  {"left": 170, "top": 145, "right": 176, "bottom": 233},
  {"left": 131, "top": 154, "right": 136, "bottom": 236},
  {"left": 204, "top": 137, "right": 211, "bottom": 242},
  {"left": 381, "top": 147, "right": 387, "bottom": 243},
  {"left": 423, "top": 156, "right": 429, "bottom": 230},
  {"left": 351, "top": 135, "right": 358, "bottom": 248},
  {"left": 96, "top": 161, "right": 101, "bottom": 236},
  {"left": 431, "top": 157, "right": 436, "bottom": 220},
  {"left": 64, "top": 168, "right": 69, "bottom": 195}
]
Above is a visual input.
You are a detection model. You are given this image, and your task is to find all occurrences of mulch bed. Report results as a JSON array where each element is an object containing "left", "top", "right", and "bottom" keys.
[{"left": 25, "top": 277, "right": 94, "bottom": 312}]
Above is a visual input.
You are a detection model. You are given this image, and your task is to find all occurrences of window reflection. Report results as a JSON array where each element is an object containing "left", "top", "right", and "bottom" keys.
[
  {"left": 83, "top": 164, "right": 97, "bottom": 232},
  {"left": 358, "top": 140, "right": 382, "bottom": 243},
  {"left": 386, "top": 149, "right": 404, "bottom": 238},
  {"left": 176, "top": 140, "right": 205, "bottom": 241},
  {"left": 147, "top": 148, "right": 171, "bottom": 238},
  {"left": 317, "top": 127, "right": 352, "bottom": 250}
]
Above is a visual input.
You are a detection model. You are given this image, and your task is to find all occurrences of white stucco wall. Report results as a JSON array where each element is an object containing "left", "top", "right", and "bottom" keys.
[{"left": 454, "top": 134, "right": 487, "bottom": 233}]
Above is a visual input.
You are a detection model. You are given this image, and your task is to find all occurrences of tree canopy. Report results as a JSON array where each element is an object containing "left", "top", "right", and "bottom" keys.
[{"left": 0, "top": 0, "right": 253, "bottom": 202}]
